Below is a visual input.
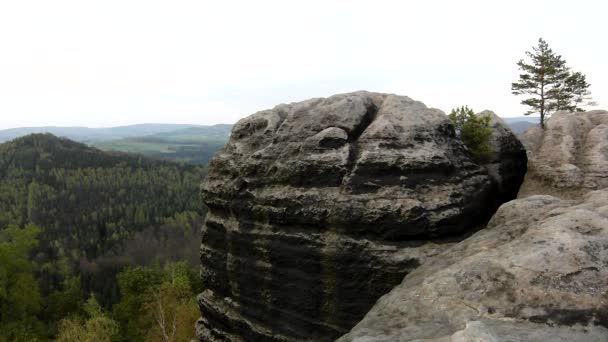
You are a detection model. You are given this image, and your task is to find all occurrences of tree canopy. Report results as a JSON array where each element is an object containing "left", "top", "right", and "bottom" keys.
[
  {"left": 0, "top": 133, "right": 207, "bottom": 340},
  {"left": 512, "top": 38, "right": 595, "bottom": 128},
  {"left": 0, "top": 224, "right": 44, "bottom": 340}
]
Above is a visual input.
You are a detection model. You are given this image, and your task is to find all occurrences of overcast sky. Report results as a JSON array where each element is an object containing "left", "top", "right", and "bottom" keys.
[{"left": 0, "top": 0, "right": 606, "bottom": 128}]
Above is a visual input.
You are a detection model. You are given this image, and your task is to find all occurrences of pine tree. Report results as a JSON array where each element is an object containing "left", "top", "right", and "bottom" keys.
[
  {"left": 511, "top": 38, "right": 594, "bottom": 128},
  {"left": 511, "top": 38, "right": 568, "bottom": 128}
]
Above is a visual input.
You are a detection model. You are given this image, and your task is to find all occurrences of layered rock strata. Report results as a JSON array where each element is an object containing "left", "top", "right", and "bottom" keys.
[
  {"left": 195, "top": 92, "right": 526, "bottom": 341},
  {"left": 338, "top": 189, "right": 608, "bottom": 341}
]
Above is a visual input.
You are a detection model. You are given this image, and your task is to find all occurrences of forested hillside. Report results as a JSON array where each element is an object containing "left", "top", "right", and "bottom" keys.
[
  {"left": 0, "top": 134, "right": 206, "bottom": 341},
  {"left": 0, "top": 124, "right": 232, "bottom": 166}
]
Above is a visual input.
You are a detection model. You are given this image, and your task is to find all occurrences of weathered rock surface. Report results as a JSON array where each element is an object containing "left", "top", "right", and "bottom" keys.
[
  {"left": 476, "top": 110, "right": 527, "bottom": 204},
  {"left": 337, "top": 189, "right": 608, "bottom": 342},
  {"left": 195, "top": 92, "right": 525, "bottom": 341},
  {"left": 518, "top": 110, "right": 608, "bottom": 199}
]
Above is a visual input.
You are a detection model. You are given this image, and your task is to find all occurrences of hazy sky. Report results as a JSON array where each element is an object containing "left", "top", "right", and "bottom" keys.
[{"left": 0, "top": 0, "right": 606, "bottom": 128}]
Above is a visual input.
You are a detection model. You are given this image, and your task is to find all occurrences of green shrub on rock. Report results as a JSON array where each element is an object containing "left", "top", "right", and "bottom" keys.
[{"left": 449, "top": 106, "right": 493, "bottom": 162}]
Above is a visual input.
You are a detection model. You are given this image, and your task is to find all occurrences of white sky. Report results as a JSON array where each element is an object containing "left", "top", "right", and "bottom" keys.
[{"left": 0, "top": 0, "right": 606, "bottom": 129}]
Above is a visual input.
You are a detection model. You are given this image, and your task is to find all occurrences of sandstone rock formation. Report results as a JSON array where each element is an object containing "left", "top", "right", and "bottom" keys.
[
  {"left": 476, "top": 110, "right": 527, "bottom": 204},
  {"left": 338, "top": 189, "right": 608, "bottom": 342},
  {"left": 518, "top": 110, "right": 608, "bottom": 198},
  {"left": 195, "top": 92, "right": 525, "bottom": 341}
]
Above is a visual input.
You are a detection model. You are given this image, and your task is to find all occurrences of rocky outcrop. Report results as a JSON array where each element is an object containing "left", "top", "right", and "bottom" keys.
[
  {"left": 477, "top": 110, "right": 527, "bottom": 204},
  {"left": 195, "top": 92, "right": 526, "bottom": 341},
  {"left": 338, "top": 189, "right": 608, "bottom": 342},
  {"left": 518, "top": 110, "right": 608, "bottom": 198}
]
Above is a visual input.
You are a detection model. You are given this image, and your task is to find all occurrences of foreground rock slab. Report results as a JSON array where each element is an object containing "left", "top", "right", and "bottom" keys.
[
  {"left": 195, "top": 92, "right": 525, "bottom": 341},
  {"left": 338, "top": 189, "right": 608, "bottom": 342},
  {"left": 518, "top": 110, "right": 608, "bottom": 198}
]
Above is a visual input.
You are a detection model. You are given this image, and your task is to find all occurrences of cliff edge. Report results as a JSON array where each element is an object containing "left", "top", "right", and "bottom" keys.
[{"left": 195, "top": 92, "right": 525, "bottom": 341}]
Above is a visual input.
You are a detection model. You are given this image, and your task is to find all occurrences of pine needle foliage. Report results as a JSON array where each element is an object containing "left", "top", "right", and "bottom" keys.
[
  {"left": 449, "top": 106, "right": 493, "bottom": 162},
  {"left": 512, "top": 38, "right": 595, "bottom": 128}
]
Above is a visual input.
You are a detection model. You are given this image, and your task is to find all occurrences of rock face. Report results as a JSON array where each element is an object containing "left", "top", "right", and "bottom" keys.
[
  {"left": 338, "top": 189, "right": 608, "bottom": 342},
  {"left": 518, "top": 110, "right": 608, "bottom": 198},
  {"left": 196, "top": 92, "right": 524, "bottom": 341},
  {"left": 476, "top": 110, "right": 527, "bottom": 204}
]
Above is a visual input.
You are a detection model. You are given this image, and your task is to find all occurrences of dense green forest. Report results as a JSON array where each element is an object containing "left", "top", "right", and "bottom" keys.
[{"left": 0, "top": 134, "right": 207, "bottom": 341}]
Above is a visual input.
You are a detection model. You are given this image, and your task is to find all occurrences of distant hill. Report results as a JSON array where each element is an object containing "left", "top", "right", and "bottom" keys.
[
  {"left": 89, "top": 124, "right": 232, "bottom": 165},
  {"left": 507, "top": 121, "right": 537, "bottom": 134},
  {"left": 0, "top": 123, "right": 214, "bottom": 143},
  {"left": 501, "top": 116, "right": 540, "bottom": 124},
  {"left": 0, "top": 123, "right": 233, "bottom": 165},
  {"left": 501, "top": 117, "right": 539, "bottom": 134},
  {"left": 148, "top": 124, "right": 233, "bottom": 141}
]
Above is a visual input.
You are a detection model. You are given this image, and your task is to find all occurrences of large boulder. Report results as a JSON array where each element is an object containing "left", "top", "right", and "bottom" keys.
[
  {"left": 195, "top": 92, "right": 524, "bottom": 341},
  {"left": 518, "top": 110, "right": 608, "bottom": 199},
  {"left": 476, "top": 110, "right": 527, "bottom": 204},
  {"left": 338, "top": 189, "right": 608, "bottom": 342}
]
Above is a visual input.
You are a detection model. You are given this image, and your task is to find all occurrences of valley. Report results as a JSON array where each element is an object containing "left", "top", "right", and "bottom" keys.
[{"left": 0, "top": 133, "right": 207, "bottom": 340}]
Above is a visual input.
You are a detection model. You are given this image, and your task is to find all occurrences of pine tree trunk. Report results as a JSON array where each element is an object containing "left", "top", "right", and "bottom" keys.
[{"left": 540, "top": 73, "right": 545, "bottom": 129}]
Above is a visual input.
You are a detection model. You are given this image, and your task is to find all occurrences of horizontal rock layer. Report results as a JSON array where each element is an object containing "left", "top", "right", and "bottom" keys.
[
  {"left": 196, "top": 92, "right": 525, "bottom": 341},
  {"left": 338, "top": 189, "right": 608, "bottom": 341}
]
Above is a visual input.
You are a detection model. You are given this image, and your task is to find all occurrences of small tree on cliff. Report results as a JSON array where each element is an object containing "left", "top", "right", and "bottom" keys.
[
  {"left": 511, "top": 38, "right": 595, "bottom": 128},
  {"left": 449, "top": 106, "right": 492, "bottom": 162}
]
